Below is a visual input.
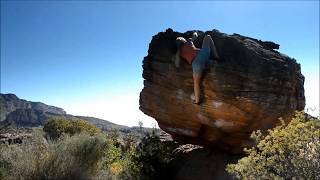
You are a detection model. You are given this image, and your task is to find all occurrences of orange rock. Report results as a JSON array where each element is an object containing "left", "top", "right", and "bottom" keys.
[{"left": 139, "top": 29, "right": 305, "bottom": 153}]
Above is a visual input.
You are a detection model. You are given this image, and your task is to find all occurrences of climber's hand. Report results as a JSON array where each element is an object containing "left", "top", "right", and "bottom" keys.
[{"left": 191, "top": 32, "right": 198, "bottom": 41}]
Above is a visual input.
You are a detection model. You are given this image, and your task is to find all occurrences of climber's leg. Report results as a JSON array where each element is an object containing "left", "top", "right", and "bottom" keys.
[
  {"left": 193, "top": 73, "right": 201, "bottom": 104},
  {"left": 191, "top": 47, "right": 209, "bottom": 104},
  {"left": 202, "top": 34, "right": 220, "bottom": 59}
]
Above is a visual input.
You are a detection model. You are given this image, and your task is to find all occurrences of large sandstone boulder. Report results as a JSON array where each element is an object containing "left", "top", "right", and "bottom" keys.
[{"left": 139, "top": 29, "right": 305, "bottom": 153}]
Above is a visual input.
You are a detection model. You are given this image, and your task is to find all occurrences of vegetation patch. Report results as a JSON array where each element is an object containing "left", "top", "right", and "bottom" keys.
[{"left": 226, "top": 111, "right": 320, "bottom": 179}]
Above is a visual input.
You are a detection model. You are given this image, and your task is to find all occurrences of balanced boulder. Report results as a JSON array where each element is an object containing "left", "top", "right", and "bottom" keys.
[{"left": 139, "top": 29, "right": 305, "bottom": 153}]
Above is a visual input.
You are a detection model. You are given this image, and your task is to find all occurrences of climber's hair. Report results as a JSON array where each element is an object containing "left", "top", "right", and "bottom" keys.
[{"left": 176, "top": 37, "right": 187, "bottom": 48}]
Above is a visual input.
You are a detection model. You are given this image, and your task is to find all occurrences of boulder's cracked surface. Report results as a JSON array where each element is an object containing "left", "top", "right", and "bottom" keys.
[{"left": 139, "top": 29, "right": 305, "bottom": 153}]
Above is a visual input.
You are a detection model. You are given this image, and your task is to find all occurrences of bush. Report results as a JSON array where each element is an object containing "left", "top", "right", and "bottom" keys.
[
  {"left": 43, "top": 117, "right": 100, "bottom": 140},
  {"left": 0, "top": 131, "right": 110, "bottom": 180},
  {"left": 103, "top": 130, "right": 178, "bottom": 180},
  {"left": 135, "top": 132, "right": 178, "bottom": 180},
  {"left": 0, "top": 129, "right": 47, "bottom": 180},
  {"left": 43, "top": 117, "right": 69, "bottom": 139},
  {"left": 1, "top": 123, "right": 178, "bottom": 180},
  {"left": 226, "top": 111, "right": 320, "bottom": 179},
  {"left": 103, "top": 132, "right": 140, "bottom": 180}
]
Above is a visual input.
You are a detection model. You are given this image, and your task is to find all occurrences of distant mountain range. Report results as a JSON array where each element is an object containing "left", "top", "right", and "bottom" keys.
[
  {"left": 0, "top": 93, "right": 153, "bottom": 135},
  {"left": 0, "top": 94, "right": 66, "bottom": 126}
]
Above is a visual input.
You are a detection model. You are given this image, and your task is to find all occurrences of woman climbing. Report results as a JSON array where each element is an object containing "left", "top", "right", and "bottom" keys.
[{"left": 174, "top": 32, "right": 220, "bottom": 104}]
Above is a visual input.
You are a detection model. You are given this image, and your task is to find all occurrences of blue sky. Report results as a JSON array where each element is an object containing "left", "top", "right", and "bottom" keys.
[{"left": 1, "top": 1, "right": 319, "bottom": 127}]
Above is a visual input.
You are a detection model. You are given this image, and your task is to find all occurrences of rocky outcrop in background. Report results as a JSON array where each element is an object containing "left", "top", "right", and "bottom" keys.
[
  {"left": 0, "top": 94, "right": 66, "bottom": 126},
  {"left": 139, "top": 29, "right": 305, "bottom": 153},
  {"left": 0, "top": 93, "right": 156, "bottom": 137},
  {"left": 0, "top": 93, "right": 123, "bottom": 128}
]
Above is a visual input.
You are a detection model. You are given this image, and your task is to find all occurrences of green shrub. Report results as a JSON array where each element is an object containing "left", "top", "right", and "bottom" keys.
[
  {"left": 0, "top": 129, "right": 47, "bottom": 180},
  {"left": 1, "top": 123, "right": 179, "bottom": 180},
  {"left": 0, "top": 131, "right": 110, "bottom": 180},
  {"left": 103, "top": 132, "right": 140, "bottom": 180},
  {"left": 135, "top": 132, "right": 178, "bottom": 180},
  {"left": 66, "top": 120, "right": 101, "bottom": 136},
  {"left": 43, "top": 117, "right": 69, "bottom": 139},
  {"left": 226, "top": 111, "right": 320, "bottom": 179},
  {"left": 43, "top": 117, "right": 100, "bottom": 140}
]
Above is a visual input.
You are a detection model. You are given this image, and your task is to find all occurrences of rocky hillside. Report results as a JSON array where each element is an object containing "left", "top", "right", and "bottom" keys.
[
  {"left": 0, "top": 93, "right": 158, "bottom": 137},
  {"left": 0, "top": 93, "right": 135, "bottom": 131},
  {"left": 139, "top": 29, "right": 305, "bottom": 153},
  {"left": 0, "top": 94, "right": 66, "bottom": 126},
  {"left": 0, "top": 94, "right": 66, "bottom": 122}
]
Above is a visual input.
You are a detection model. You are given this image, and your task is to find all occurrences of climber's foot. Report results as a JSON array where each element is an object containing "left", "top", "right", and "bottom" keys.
[
  {"left": 193, "top": 100, "right": 201, "bottom": 105},
  {"left": 191, "top": 94, "right": 201, "bottom": 105}
]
